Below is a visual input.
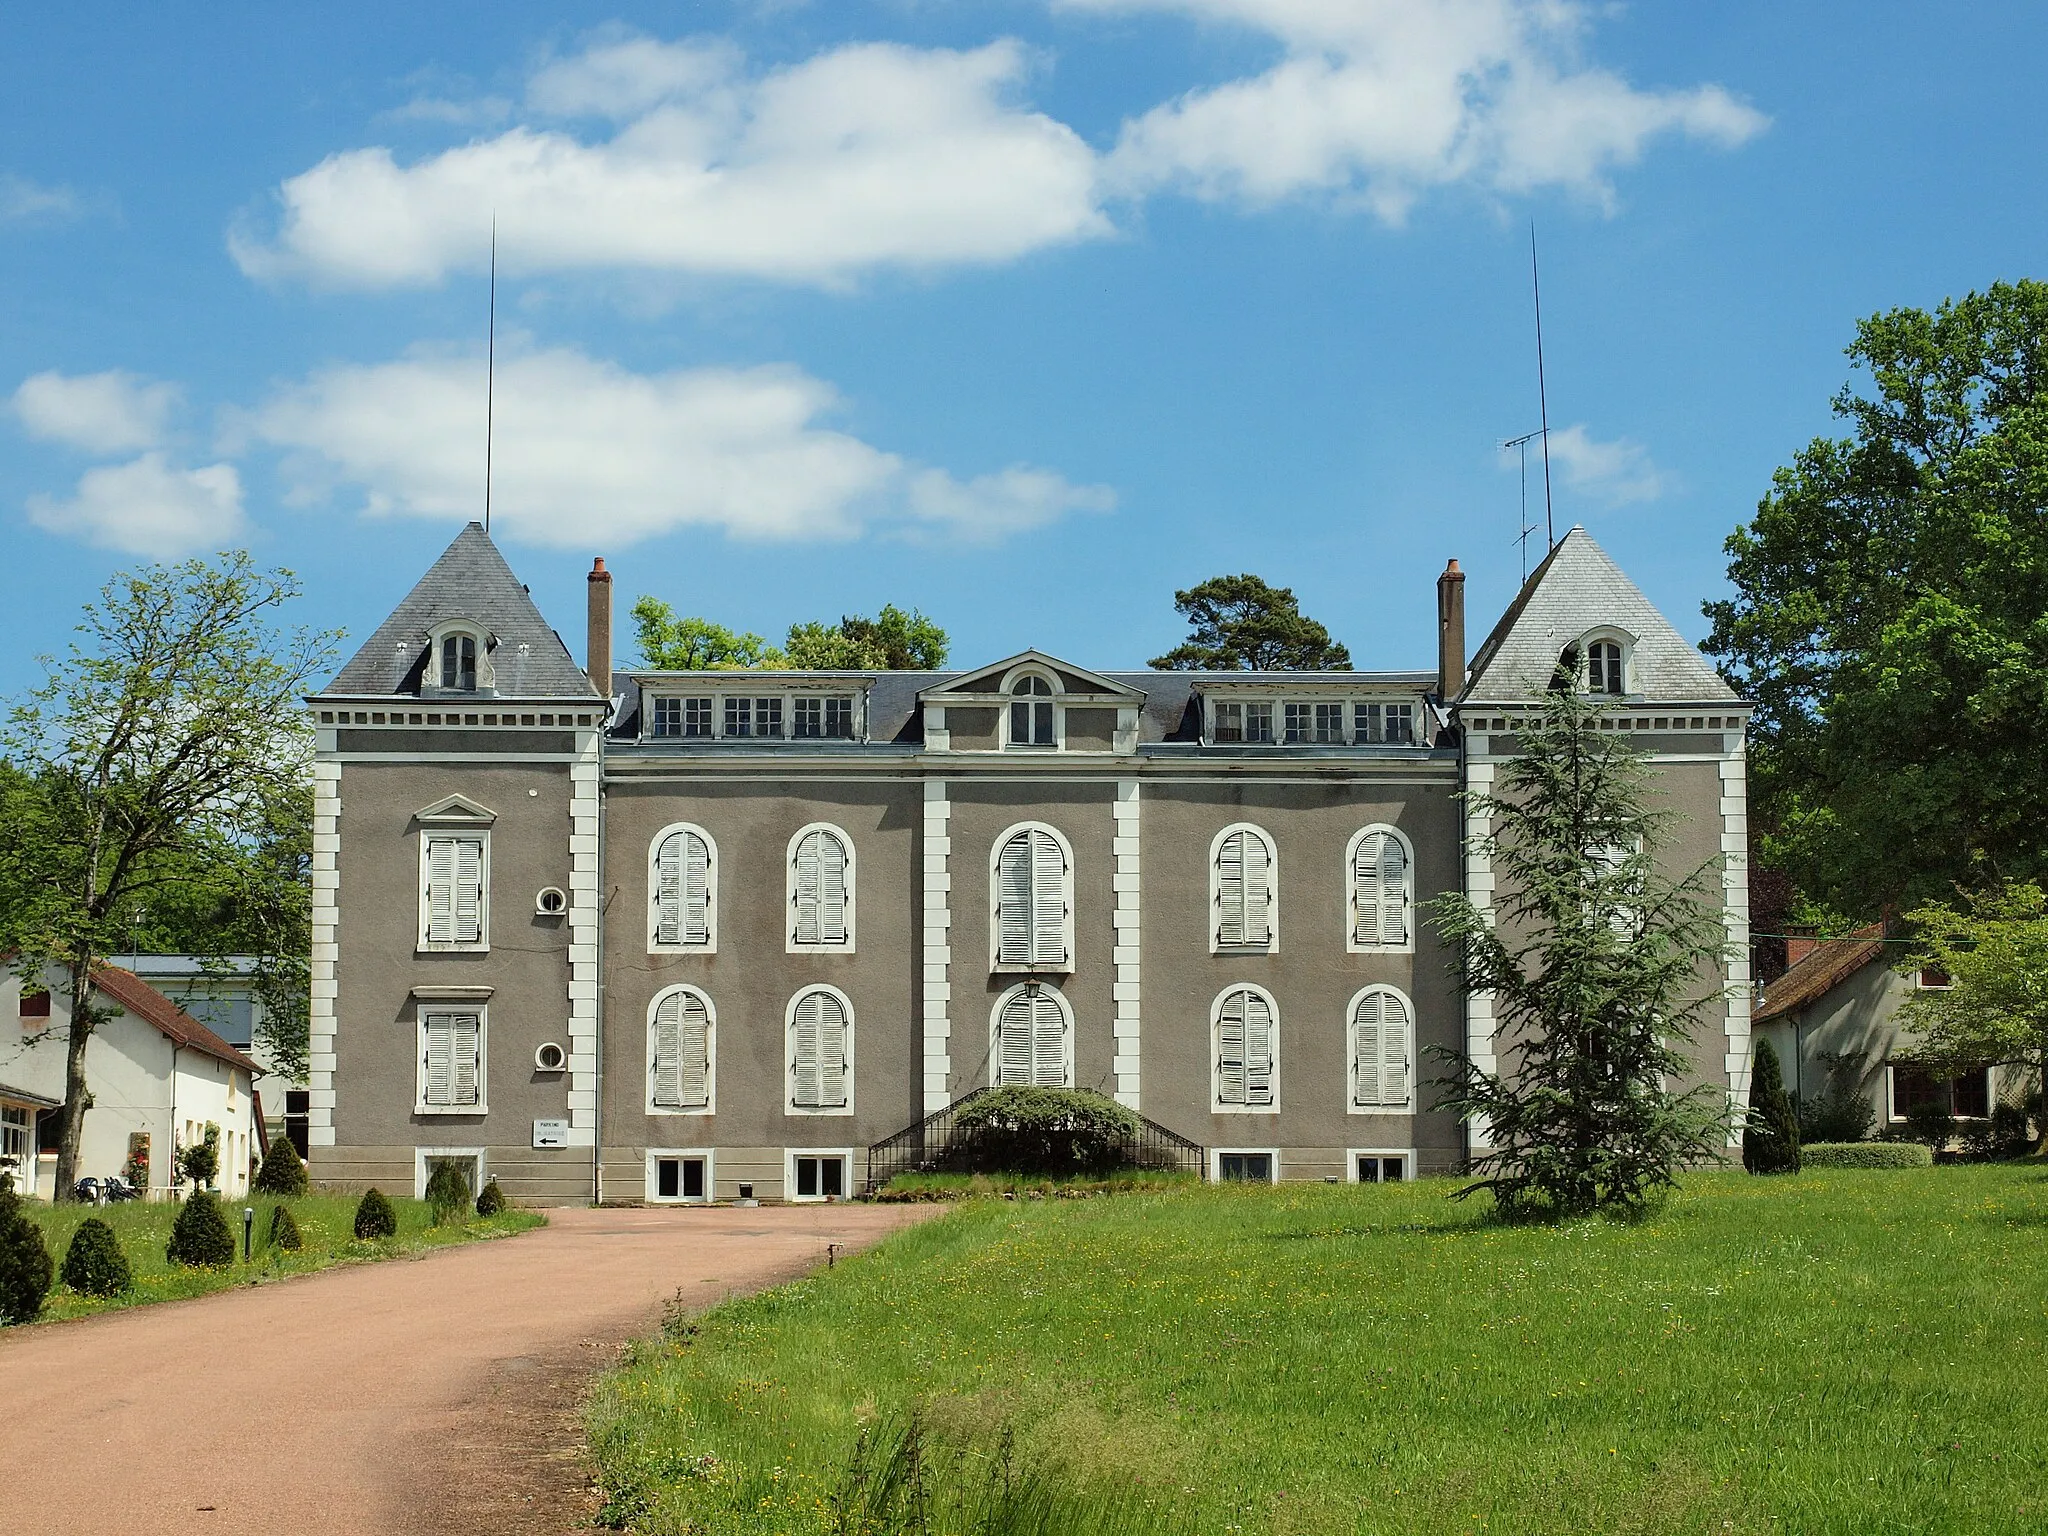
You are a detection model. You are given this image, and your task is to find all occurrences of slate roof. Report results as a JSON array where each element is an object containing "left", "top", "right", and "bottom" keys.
[
  {"left": 1753, "top": 924, "right": 1889, "bottom": 1025},
  {"left": 322, "top": 523, "right": 597, "bottom": 700},
  {"left": 1462, "top": 527, "right": 1739, "bottom": 706}
]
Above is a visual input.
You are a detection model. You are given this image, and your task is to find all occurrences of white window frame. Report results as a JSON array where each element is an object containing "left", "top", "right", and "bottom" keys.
[
  {"left": 645, "top": 1147, "right": 715, "bottom": 1204},
  {"left": 1885, "top": 1061, "right": 1991, "bottom": 1123},
  {"left": 648, "top": 822, "right": 718, "bottom": 954},
  {"left": 415, "top": 1005, "right": 487, "bottom": 1115},
  {"left": 1210, "top": 1148, "right": 1280, "bottom": 1183},
  {"left": 1568, "top": 628, "right": 1636, "bottom": 697},
  {"left": 784, "top": 1147, "right": 857, "bottom": 1203},
  {"left": 1345, "top": 823, "right": 1416, "bottom": 954},
  {"left": 647, "top": 984, "right": 717, "bottom": 1117},
  {"left": 1209, "top": 823, "right": 1279, "bottom": 954},
  {"left": 786, "top": 822, "right": 857, "bottom": 953},
  {"left": 1347, "top": 984, "right": 1416, "bottom": 1114},
  {"left": 988, "top": 982, "right": 1076, "bottom": 1088},
  {"left": 424, "top": 618, "right": 491, "bottom": 694},
  {"left": 786, "top": 984, "right": 856, "bottom": 1117},
  {"left": 1000, "top": 665, "right": 1065, "bottom": 751},
  {"left": 413, "top": 1145, "right": 486, "bottom": 1199},
  {"left": 988, "top": 821, "right": 1076, "bottom": 973},
  {"left": 418, "top": 830, "right": 490, "bottom": 953},
  {"left": 1211, "top": 983, "right": 1280, "bottom": 1114},
  {"left": 1346, "top": 1148, "right": 1412, "bottom": 1182}
]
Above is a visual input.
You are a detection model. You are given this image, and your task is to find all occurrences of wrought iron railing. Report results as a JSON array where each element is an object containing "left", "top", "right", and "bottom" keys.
[{"left": 864, "top": 1088, "right": 1207, "bottom": 1193}]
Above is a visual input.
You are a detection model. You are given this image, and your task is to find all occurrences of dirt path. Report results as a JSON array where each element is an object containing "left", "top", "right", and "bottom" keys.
[{"left": 0, "top": 1204, "right": 929, "bottom": 1535}]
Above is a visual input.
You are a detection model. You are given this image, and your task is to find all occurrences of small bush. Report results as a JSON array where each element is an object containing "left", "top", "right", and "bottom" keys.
[
  {"left": 176, "top": 1125, "right": 221, "bottom": 1191},
  {"left": 253, "top": 1135, "right": 310, "bottom": 1197},
  {"left": 269, "top": 1203, "right": 303, "bottom": 1252},
  {"left": 1803, "top": 1141, "right": 1934, "bottom": 1169},
  {"left": 1960, "top": 1104, "right": 2032, "bottom": 1161},
  {"left": 353, "top": 1187, "right": 398, "bottom": 1240},
  {"left": 0, "top": 1186, "right": 54, "bottom": 1323},
  {"left": 61, "top": 1217, "right": 132, "bottom": 1297},
  {"left": 1795, "top": 1052, "right": 1877, "bottom": 1144},
  {"left": 475, "top": 1179, "right": 507, "bottom": 1217},
  {"left": 166, "top": 1190, "right": 237, "bottom": 1268},
  {"left": 1743, "top": 1038, "right": 1801, "bottom": 1175},
  {"left": 947, "top": 1088, "right": 1143, "bottom": 1177},
  {"left": 1903, "top": 1097, "right": 1957, "bottom": 1151},
  {"left": 425, "top": 1160, "right": 471, "bottom": 1226}
]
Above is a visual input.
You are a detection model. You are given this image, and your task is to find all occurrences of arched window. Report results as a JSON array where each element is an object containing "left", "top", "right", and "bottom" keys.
[
  {"left": 991, "top": 983, "right": 1072, "bottom": 1087},
  {"left": 1211, "top": 824, "right": 1277, "bottom": 952},
  {"left": 440, "top": 632, "right": 477, "bottom": 691},
  {"left": 650, "top": 824, "right": 716, "bottom": 952},
  {"left": 788, "top": 985, "right": 853, "bottom": 1113},
  {"left": 1349, "top": 987, "right": 1414, "bottom": 1112},
  {"left": 1586, "top": 639, "right": 1625, "bottom": 695},
  {"left": 648, "top": 986, "right": 714, "bottom": 1113},
  {"left": 1213, "top": 985, "right": 1278, "bottom": 1110},
  {"left": 788, "top": 824, "right": 854, "bottom": 951},
  {"left": 992, "top": 824, "right": 1071, "bottom": 968},
  {"left": 1008, "top": 673, "right": 1056, "bottom": 748},
  {"left": 1347, "top": 825, "right": 1413, "bottom": 952}
]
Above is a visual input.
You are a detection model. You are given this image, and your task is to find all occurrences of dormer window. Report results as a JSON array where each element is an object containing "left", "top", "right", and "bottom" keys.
[
  {"left": 441, "top": 632, "right": 478, "bottom": 691},
  {"left": 1009, "top": 674, "right": 1056, "bottom": 748},
  {"left": 1586, "top": 639, "right": 1625, "bottom": 695}
]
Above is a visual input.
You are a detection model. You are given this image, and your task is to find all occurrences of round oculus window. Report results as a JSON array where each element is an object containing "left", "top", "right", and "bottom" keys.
[
  {"left": 534, "top": 1041, "right": 566, "bottom": 1072},
  {"left": 535, "top": 886, "right": 568, "bottom": 916}
]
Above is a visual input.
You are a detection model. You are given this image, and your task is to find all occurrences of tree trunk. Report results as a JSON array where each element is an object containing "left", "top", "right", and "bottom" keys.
[{"left": 51, "top": 959, "right": 96, "bottom": 1199}]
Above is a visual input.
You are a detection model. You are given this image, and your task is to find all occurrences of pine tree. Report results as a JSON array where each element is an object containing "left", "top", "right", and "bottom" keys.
[
  {"left": 0, "top": 1185, "right": 54, "bottom": 1323},
  {"left": 474, "top": 1179, "right": 506, "bottom": 1217},
  {"left": 1743, "top": 1037, "right": 1802, "bottom": 1174},
  {"left": 424, "top": 1160, "right": 469, "bottom": 1226},
  {"left": 253, "top": 1134, "right": 310, "bottom": 1197},
  {"left": 268, "top": 1203, "right": 303, "bottom": 1252},
  {"left": 1430, "top": 681, "right": 1733, "bottom": 1217},
  {"left": 61, "top": 1216, "right": 132, "bottom": 1296},
  {"left": 353, "top": 1187, "right": 397, "bottom": 1240}
]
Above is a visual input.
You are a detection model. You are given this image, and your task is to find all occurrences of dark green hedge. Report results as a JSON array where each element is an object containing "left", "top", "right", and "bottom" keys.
[
  {"left": 1802, "top": 1142, "right": 1934, "bottom": 1169},
  {"left": 946, "top": 1088, "right": 1141, "bottom": 1177}
]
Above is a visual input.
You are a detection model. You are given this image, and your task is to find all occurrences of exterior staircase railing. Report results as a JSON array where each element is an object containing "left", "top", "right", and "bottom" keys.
[{"left": 864, "top": 1088, "right": 1207, "bottom": 1194}]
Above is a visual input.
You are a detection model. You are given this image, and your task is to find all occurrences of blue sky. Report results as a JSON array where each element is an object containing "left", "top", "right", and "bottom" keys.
[{"left": 3, "top": 1, "right": 2045, "bottom": 692}]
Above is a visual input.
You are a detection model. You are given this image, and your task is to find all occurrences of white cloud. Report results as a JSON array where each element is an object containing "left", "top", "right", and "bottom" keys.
[
  {"left": 232, "top": 37, "right": 1105, "bottom": 287},
  {"left": 1069, "top": 0, "right": 1766, "bottom": 215},
  {"left": 1539, "top": 423, "right": 1664, "bottom": 506},
  {"left": 1, "top": 172, "right": 87, "bottom": 224},
  {"left": 245, "top": 345, "right": 1112, "bottom": 547},
  {"left": 26, "top": 453, "right": 247, "bottom": 557},
  {"left": 12, "top": 370, "right": 181, "bottom": 454}
]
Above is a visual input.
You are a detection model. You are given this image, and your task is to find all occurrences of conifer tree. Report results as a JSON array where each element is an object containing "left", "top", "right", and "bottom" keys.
[
  {"left": 1743, "top": 1037, "right": 1802, "bottom": 1174},
  {"left": 1431, "top": 679, "right": 1732, "bottom": 1217},
  {"left": 253, "top": 1134, "right": 310, "bottom": 1197},
  {"left": 0, "top": 1184, "right": 54, "bottom": 1323}
]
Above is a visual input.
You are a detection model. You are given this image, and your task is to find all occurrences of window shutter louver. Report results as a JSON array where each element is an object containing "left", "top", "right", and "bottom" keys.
[
  {"left": 451, "top": 1013, "right": 480, "bottom": 1105},
  {"left": 651, "top": 995, "right": 683, "bottom": 1107},
  {"left": 683, "top": 833, "right": 710, "bottom": 945},
  {"left": 1354, "top": 831, "right": 1409, "bottom": 946},
  {"left": 1242, "top": 834, "right": 1271, "bottom": 946},
  {"left": 675, "top": 993, "right": 710, "bottom": 1108},
  {"left": 1352, "top": 991, "right": 1411, "bottom": 1108},
  {"left": 1383, "top": 993, "right": 1411, "bottom": 1107},
  {"left": 426, "top": 838, "right": 456, "bottom": 943},
  {"left": 1217, "top": 991, "right": 1248, "bottom": 1104},
  {"left": 1030, "top": 831, "right": 1066, "bottom": 965},
  {"left": 423, "top": 1014, "right": 454, "bottom": 1105},
  {"left": 1217, "top": 830, "right": 1272, "bottom": 948},
  {"left": 1031, "top": 989, "right": 1066, "bottom": 1085},
  {"left": 1217, "top": 834, "right": 1245, "bottom": 947},
  {"left": 997, "top": 835, "right": 1035, "bottom": 964},
  {"left": 818, "top": 833, "right": 847, "bottom": 943},
  {"left": 816, "top": 992, "right": 849, "bottom": 1107},
  {"left": 793, "top": 833, "right": 822, "bottom": 945},
  {"left": 998, "top": 992, "right": 1036, "bottom": 1084},
  {"left": 654, "top": 835, "right": 684, "bottom": 946},
  {"left": 792, "top": 991, "right": 824, "bottom": 1107},
  {"left": 1353, "top": 992, "right": 1383, "bottom": 1106},
  {"left": 454, "top": 838, "right": 483, "bottom": 944},
  {"left": 1243, "top": 991, "right": 1274, "bottom": 1106}
]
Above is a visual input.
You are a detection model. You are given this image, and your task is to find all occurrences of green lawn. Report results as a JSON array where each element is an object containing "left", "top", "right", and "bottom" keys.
[
  {"left": 587, "top": 1165, "right": 2048, "bottom": 1536},
  {"left": 18, "top": 1192, "right": 543, "bottom": 1323}
]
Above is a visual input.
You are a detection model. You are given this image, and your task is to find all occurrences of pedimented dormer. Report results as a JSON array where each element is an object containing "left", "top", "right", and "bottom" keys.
[{"left": 918, "top": 651, "right": 1146, "bottom": 754}]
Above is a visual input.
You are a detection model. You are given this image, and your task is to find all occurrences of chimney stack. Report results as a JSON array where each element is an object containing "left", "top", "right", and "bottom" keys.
[
  {"left": 587, "top": 556, "right": 613, "bottom": 699},
  {"left": 1436, "top": 558, "right": 1466, "bottom": 703}
]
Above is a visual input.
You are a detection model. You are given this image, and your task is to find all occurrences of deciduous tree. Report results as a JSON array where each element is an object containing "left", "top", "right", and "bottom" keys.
[{"left": 1149, "top": 574, "right": 1350, "bottom": 671}]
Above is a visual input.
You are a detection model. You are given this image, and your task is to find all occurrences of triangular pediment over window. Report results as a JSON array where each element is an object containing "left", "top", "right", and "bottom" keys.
[
  {"left": 415, "top": 793, "right": 497, "bottom": 826},
  {"left": 919, "top": 651, "right": 1148, "bottom": 701}
]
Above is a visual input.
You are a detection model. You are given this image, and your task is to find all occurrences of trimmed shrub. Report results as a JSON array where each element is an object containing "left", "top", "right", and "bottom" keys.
[
  {"left": 1903, "top": 1097, "right": 1957, "bottom": 1152},
  {"left": 1743, "top": 1038, "right": 1801, "bottom": 1175},
  {"left": 947, "top": 1088, "right": 1142, "bottom": 1177},
  {"left": 353, "top": 1187, "right": 398, "bottom": 1240},
  {"left": 1803, "top": 1141, "right": 1934, "bottom": 1169},
  {"left": 0, "top": 1186, "right": 54, "bottom": 1323},
  {"left": 475, "top": 1179, "right": 507, "bottom": 1217},
  {"left": 61, "top": 1216, "right": 132, "bottom": 1297},
  {"left": 269, "top": 1203, "right": 303, "bottom": 1253},
  {"left": 424, "top": 1160, "right": 470, "bottom": 1226},
  {"left": 253, "top": 1135, "right": 310, "bottom": 1197},
  {"left": 166, "top": 1190, "right": 237, "bottom": 1268}
]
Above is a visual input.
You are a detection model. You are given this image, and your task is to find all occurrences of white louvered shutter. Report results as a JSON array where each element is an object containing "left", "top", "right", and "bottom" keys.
[
  {"left": 1353, "top": 992, "right": 1410, "bottom": 1108},
  {"left": 683, "top": 833, "right": 711, "bottom": 945},
  {"left": 1355, "top": 831, "right": 1409, "bottom": 946},
  {"left": 997, "top": 835, "right": 1034, "bottom": 964},
  {"left": 997, "top": 992, "right": 1036, "bottom": 1084},
  {"left": 1030, "top": 831, "right": 1066, "bottom": 965},
  {"left": 1242, "top": 991, "right": 1274, "bottom": 1106},
  {"left": 1382, "top": 993, "right": 1410, "bottom": 1107},
  {"left": 1217, "top": 991, "right": 1248, "bottom": 1104},
  {"left": 1353, "top": 992, "right": 1383, "bottom": 1106},
  {"left": 817, "top": 833, "right": 848, "bottom": 943},
  {"left": 425, "top": 838, "right": 456, "bottom": 943},
  {"left": 675, "top": 992, "right": 710, "bottom": 1107},
  {"left": 792, "top": 991, "right": 824, "bottom": 1107},
  {"left": 454, "top": 839, "right": 484, "bottom": 944},
  {"left": 1217, "top": 833, "right": 1246, "bottom": 947},
  {"left": 654, "top": 835, "right": 683, "bottom": 946},
  {"left": 651, "top": 995, "right": 683, "bottom": 1107},
  {"left": 1242, "top": 834, "right": 1271, "bottom": 946},
  {"left": 450, "top": 1013, "right": 480, "bottom": 1105},
  {"left": 793, "top": 833, "right": 822, "bottom": 945},
  {"left": 1217, "top": 831, "right": 1271, "bottom": 948},
  {"left": 816, "top": 992, "right": 849, "bottom": 1107},
  {"left": 1031, "top": 988, "right": 1067, "bottom": 1085},
  {"left": 423, "top": 1014, "right": 454, "bottom": 1104}
]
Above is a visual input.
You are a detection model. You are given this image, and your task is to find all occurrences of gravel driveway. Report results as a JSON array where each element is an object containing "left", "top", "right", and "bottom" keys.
[{"left": 0, "top": 1204, "right": 928, "bottom": 1535}]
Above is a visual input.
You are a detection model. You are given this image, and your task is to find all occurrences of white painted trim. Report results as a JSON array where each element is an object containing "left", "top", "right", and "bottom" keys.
[
  {"left": 784, "top": 1146, "right": 857, "bottom": 1203},
  {"left": 988, "top": 982, "right": 1076, "bottom": 1089},
  {"left": 647, "top": 821, "right": 718, "bottom": 955},
  {"left": 1719, "top": 749, "right": 1752, "bottom": 1148},
  {"left": 1567, "top": 625, "right": 1640, "bottom": 698},
  {"left": 413, "top": 1145, "right": 486, "bottom": 1200},
  {"left": 645, "top": 984, "right": 717, "bottom": 1117},
  {"left": 645, "top": 1147, "right": 715, "bottom": 1204},
  {"left": 416, "top": 827, "right": 490, "bottom": 953},
  {"left": 1462, "top": 760, "right": 1496, "bottom": 1153},
  {"left": 1210, "top": 983, "right": 1281, "bottom": 1114},
  {"left": 308, "top": 759, "right": 340, "bottom": 1147},
  {"left": 1208, "top": 822, "right": 1280, "bottom": 955},
  {"left": 1344, "top": 822, "right": 1417, "bottom": 955},
  {"left": 998, "top": 664, "right": 1066, "bottom": 752},
  {"left": 1345, "top": 1147, "right": 1413, "bottom": 1182},
  {"left": 1111, "top": 779, "right": 1141, "bottom": 1109},
  {"left": 414, "top": 1002, "right": 488, "bottom": 1116},
  {"left": 785, "top": 821, "right": 858, "bottom": 954},
  {"left": 1347, "top": 984, "right": 1417, "bottom": 1114},
  {"left": 922, "top": 781, "right": 952, "bottom": 1114},
  {"left": 785, "top": 983, "right": 856, "bottom": 1117},
  {"left": 567, "top": 746, "right": 601, "bottom": 1143},
  {"left": 987, "top": 820, "right": 1077, "bottom": 973},
  {"left": 1209, "top": 1147, "right": 1280, "bottom": 1183}
]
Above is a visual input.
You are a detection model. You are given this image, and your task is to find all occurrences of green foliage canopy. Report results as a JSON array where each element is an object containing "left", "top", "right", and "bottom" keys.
[
  {"left": 1149, "top": 573, "right": 1350, "bottom": 671},
  {"left": 1703, "top": 281, "right": 2048, "bottom": 917},
  {"left": 632, "top": 597, "right": 949, "bottom": 672},
  {"left": 61, "top": 1216, "right": 132, "bottom": 1296}
]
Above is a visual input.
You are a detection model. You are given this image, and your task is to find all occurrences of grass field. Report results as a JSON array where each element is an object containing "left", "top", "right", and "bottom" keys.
[
  {"left": 17, "top": 1192, "right": 543, "bottom": 1323},
  {"left": 587, "top": 1165, "right": 2048, "bottom": 1536}
]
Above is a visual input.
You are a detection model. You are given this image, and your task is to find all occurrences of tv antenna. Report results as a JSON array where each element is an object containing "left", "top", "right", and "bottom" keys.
[
  {"left": 484, "top": 216, "right": 497, "bottom": 535},
  {"left": 1501, "top": 428, "right": 1546, "bottom": 581},
  {"left": 1529, "top": 222, "right": 1555, "bottom": 551}
]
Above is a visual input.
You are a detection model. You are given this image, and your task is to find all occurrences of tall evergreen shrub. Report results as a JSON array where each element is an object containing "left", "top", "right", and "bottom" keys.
[
  {"left": 61, "top": 1216, "right": 132, "bottom": 1296},
  {"left": 474, "top": 1179, "right": 506, "bottom": 1217},
  {"left": 425, "top": 1160, "right": 470, "bottom": 1226},
  {"left": 268, "top": 1203, "right": 303, "bottom": 1252},
  {"left": 166, "top": 1190, "right": 236, "bottom": 1268},
  {"left": 253, "top": 1135, "right": 310, "bottom": 1197},
  {"left": 0, "top": 1186, "right": 54, "bottom": 1323},
  {"left": 353, "top": 1187, "right": 398, "bottom": 1240},
  {"left": 1743, "top": 1037, "right": 1802, "bottom": 1174}
]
